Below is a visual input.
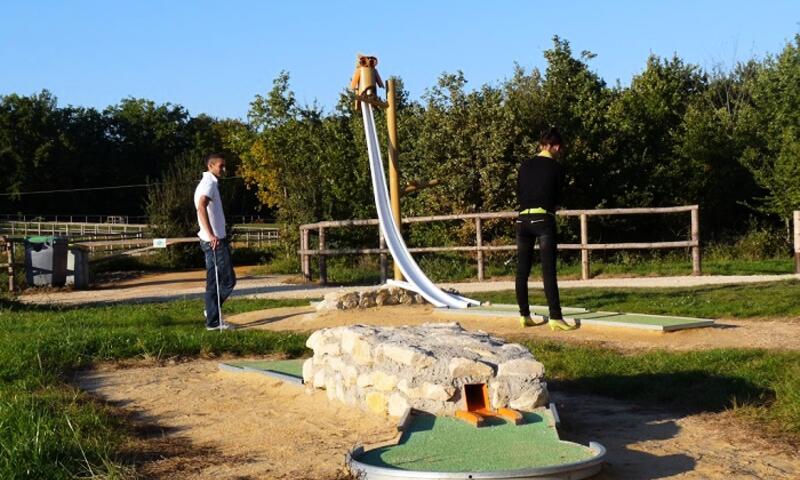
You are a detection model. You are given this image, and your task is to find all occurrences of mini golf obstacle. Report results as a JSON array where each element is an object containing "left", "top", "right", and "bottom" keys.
[
  {"left": 438, "top": 304, "right": 715, "bottom": 332},
  {"left": 220, "top": 323, "right": 607, "bottom": 480}
]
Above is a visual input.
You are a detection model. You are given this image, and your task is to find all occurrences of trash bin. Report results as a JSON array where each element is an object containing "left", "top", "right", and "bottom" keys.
[
  {"left": 24, "top": 236, "right": 68, "bottom": 287},
  {"left": 67, "top": 245, "right": 90, "bottom": 289}
]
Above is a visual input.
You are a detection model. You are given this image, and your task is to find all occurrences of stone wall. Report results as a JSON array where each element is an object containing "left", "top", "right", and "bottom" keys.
[
  {"left": 315, "top": 287, "right": 426, "bottom": 311},
  {"left": 302, "top": 323, "right": 548, "bottom": 417}
]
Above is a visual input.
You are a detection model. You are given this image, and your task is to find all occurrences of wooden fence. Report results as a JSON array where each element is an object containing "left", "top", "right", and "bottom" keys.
[{"left": 299, "top": 205, "right": 701, "bottom": 284}]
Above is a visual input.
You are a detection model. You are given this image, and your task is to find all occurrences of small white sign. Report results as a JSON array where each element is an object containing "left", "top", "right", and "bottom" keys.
[{"left": 153, "top": 238, "right": 167, "bottom": 248}]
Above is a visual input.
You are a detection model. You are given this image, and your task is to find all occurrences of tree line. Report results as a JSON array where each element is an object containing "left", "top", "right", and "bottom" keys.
[
  {"left": 0, "top": 92, "right": 257, "bottom": 219},
  {"left": 1, "top": 35, "right": 798, "bottom": 251}
]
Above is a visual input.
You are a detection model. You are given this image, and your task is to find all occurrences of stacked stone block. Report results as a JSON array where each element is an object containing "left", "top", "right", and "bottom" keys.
[
  {"left": 315, "top": 287, "right": 426, "bottom": 312},
  {"left": 302, "top": 323, "right": 548, "bottom": 417}
]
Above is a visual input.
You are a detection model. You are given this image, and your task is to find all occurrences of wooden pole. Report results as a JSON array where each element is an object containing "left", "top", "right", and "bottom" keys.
[
  {"left": 6, "top": 238, "right": 14, "bottom": 293},
  {"left": 794, "top": 211, "right": 800, "bottom": 274},
  {"left": 580, "top": 214, "right": 590, "bottom": 280},
  {"left": 301, "top": 227, "right": 311, "bottom": 283},
  {"left": 386, "top": 78, "right": 403, "bottom": 281},
  {"left": 691, "top": 206, "right": 701, "bottom": 276},
  {"left": 379, "top": 230, "right": 388, "bottom": 284},
  {"left": 318, "top": 226, "right": 327, "bottom": 285},
  {"left": 475, "top": 217, "right": 484, "bottom": 281}
]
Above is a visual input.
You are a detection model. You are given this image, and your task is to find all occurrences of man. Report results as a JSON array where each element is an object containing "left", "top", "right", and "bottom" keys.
[
  {"left": 516, "top": 128, "right": 576, "bottom": 331},
  {"left": 195, "top": 153, "right": 236, "bottom": 331}
]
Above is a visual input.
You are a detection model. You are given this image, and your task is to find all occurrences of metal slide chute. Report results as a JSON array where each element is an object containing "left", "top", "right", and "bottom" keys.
[{"left": 360, "top": 103, "right": 479, "bottom": 309}]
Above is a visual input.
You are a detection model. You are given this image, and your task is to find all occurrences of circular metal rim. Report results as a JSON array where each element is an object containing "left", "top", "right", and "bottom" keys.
[{"left": 347, "top": 441, "right": 606, "bottom": 479}]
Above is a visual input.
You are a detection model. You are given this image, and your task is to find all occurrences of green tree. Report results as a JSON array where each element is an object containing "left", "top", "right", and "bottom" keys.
[{"left": 738, "top": 35, "right": 800, "bottom": 224}]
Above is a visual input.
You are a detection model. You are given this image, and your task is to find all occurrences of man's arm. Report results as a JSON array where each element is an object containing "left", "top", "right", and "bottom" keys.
[{"left": 197, "top": 196, "right": 219, "bottom": 250}]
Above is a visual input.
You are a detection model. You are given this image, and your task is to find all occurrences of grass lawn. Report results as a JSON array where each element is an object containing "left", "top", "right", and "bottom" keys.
[
  {"left": 0, "top": 297, "right": 308, "bottom": 479},
  {"left": 474, "top": 280, "right": 800, "bottom": 319}
]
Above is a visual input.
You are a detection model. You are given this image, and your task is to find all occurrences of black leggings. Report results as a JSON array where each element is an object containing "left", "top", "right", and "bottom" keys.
[{"left": 515, "top": 214, "right": 563, "bottom": 319}]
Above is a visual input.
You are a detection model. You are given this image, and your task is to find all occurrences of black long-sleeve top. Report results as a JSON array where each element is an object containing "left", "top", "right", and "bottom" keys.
[{"left": 516, "top": 154, "right": 565, "bottom": 213}]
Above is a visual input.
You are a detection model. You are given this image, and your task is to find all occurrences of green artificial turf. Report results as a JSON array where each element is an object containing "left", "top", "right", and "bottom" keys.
[
  {"left": 570, "top": 311, "right": 709, "bottom": 326},
  {"left": 227, "top": 359, "right": 305, "bottom": 379},
  {"left": 359, "top": 411, "right": 595, "bottom": 472},
  {"left": 447, "top": 304, "right": 712, "bottom": 330},
  {"left": 472, "top": 304, "right": 589, "bottom": 315}
]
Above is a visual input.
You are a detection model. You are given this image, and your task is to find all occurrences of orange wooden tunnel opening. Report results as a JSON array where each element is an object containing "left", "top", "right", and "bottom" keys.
[{"left": 455, "top": 383, "right": 524, "bottom": 427}]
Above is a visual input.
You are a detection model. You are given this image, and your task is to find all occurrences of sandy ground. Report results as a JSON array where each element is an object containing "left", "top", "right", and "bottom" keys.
[
  {"left": 78, "top": 360, "right": 398, "bottom": 480},
  {"left": 18, "top": 268, "right": 799, "bottom": 306},
  {"left": 225, "top": 305, "right": 800, "bottom": 352},
  {"left": 77, "top": 360, "right": 800, "bottom": 480},
  {"left": 557, "top": 391, "right": 800, "bottom": 479}
]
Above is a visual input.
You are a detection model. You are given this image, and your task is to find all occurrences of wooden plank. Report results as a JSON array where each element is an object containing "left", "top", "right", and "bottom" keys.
[
  {"left": 302, "top": 205, "right": 699, "bottom": 229},
  {"left": 298, "top": 241, "right": 695, "bottom": 256}
]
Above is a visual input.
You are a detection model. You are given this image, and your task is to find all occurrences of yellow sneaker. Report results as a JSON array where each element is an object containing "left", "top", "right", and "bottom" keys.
[
  {"left": 548, "top": 319, "right": 577, "bottom": 331},
  {"left": 519, "top": 315, "right": 536, "bottom": 327}
]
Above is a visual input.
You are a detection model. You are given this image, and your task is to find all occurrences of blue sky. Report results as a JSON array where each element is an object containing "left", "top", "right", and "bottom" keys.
[{"left": 1, "top": 1, "right": 799, "bottom": 119}]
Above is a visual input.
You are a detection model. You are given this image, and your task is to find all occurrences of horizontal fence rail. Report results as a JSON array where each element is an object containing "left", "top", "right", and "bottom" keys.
[
  {"left": 0, "top": 221, "right": 280, "bottom": 249},
  {"left": 0, "top": 213, "right": 273, "bottom": 225},
  {"left": 299, "top": 205, "right": 701, "bottom": 284}
]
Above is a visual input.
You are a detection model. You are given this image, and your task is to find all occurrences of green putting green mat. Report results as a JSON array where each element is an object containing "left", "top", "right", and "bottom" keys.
[
  {"left": 359, "top": 410, "right": 594, "bottom": 472},
  {"left": 471, "top": 304, "right": 589, "bottom": 315},
  {"left": 439, "top": 304, "right": 714, "bottom": 331},
  {"left": 220, "top": 359, "right": 305, "bottom": 380}
]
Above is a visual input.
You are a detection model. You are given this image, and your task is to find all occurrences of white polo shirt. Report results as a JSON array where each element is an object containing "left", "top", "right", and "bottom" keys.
[{"left": 194, "top": 172, "right": 226, "bottom": 241}]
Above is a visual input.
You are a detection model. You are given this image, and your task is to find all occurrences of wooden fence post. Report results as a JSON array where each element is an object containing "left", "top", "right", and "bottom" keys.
[
  {"left": 794, "top": 210, "right": 800, "bottom": 274},
  {"left": 379, "top": 230, "right": 388, "bottom": 284},
  {"left": 5, "top": 237, "right": 14, "bottom": 293},
  {"left": 475, "top": 217, "right": 484, "bottom": 281},
  {"left": 691, "top": 206, "right": 701, "bottom": 276},
  {"left": 318, "top": 227, "right": 327, "bottom": 285},
  {"left": 580, "top": 214, "right": 590, "bottom": 280},
  {"left": 301, "top": 227, "right": 311, "bottom": 283}
]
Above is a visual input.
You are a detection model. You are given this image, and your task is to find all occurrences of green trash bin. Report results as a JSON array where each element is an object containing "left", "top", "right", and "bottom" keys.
[{"left": 24, "top": 236, "right": 68, "bottom": 287}]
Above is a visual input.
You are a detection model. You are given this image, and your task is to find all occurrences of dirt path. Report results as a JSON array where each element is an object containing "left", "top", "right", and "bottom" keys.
[
  {"left": 18, "top": 268, "right": 799, "bottom": 306},
  {"left": 77, "top": 360, "right": 800, "bottom": 479},
  {"left": 225, "top": 305, "right": 800, "bottom": 352}
]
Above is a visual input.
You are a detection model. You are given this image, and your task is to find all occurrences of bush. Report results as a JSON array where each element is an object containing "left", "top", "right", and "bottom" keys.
[{"left": 706, "top": 224, "right": 791, "bottom": 260}]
